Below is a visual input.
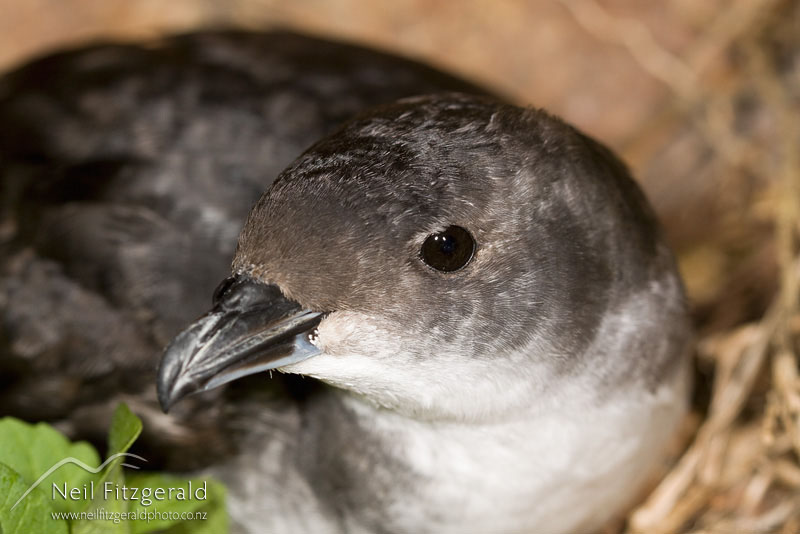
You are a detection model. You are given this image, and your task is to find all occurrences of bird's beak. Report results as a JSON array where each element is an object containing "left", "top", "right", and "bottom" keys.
[{"left": 157, "top": 275, "right": 323, "bottom": 411}]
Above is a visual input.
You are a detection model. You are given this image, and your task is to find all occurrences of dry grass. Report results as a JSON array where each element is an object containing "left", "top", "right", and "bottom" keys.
[
  {"left": 1, "top": 0, "right": 798, "bottom": 531},
  {"left": 560, "top": 0, "right": 800, "bottom": 531}
]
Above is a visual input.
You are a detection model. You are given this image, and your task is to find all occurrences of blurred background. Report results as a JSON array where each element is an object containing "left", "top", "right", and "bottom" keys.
[
  {"left": 1, "top": 0, "right": 795, "bottom": 330},
  {"left": 1, "top": 1, "right": 798, "bottom": 532}
]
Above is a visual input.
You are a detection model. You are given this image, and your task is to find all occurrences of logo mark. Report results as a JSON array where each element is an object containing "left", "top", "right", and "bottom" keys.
[{"left": 10, "top": 452, "right": 146, "bottom": 510}]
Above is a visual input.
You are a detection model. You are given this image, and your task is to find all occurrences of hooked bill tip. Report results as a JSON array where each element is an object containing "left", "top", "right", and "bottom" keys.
[{"left": 156, "top": 353, "right": 199, "bottom": 412}]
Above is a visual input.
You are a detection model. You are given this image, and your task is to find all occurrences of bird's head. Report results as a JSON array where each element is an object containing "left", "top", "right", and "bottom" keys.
[{"left": 158, "top": 93, "right": 685, "bottom": 422}]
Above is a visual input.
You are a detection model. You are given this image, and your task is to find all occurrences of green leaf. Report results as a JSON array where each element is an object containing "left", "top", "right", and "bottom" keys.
[
  {"left": 126, "top": 473, "right": 227, "bottom": 534},
  {"left": 0, "top": 405, "right": 228, "bottom": 534},
  {"left": 0, "top": 461, "right": 68, "bottom": 534},
  {"left": 72, "top": 404, "right": 144, "bottom": 534},
  {"left": 72, "top": 466, "right": 130, "bottom": 534},
  {"left": 106, "top": 404, "right": 143, "bottom": 460},
  {"left": 0, "top": 417, "right": 100, "bottom": 514},
  {"left": 86, "top": 403, "right": 142, "bottom": 508}
]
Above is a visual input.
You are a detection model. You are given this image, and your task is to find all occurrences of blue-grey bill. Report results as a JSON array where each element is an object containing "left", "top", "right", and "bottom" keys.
[{"left": 157, "top": 276, "right": 324, "bottom": 411}]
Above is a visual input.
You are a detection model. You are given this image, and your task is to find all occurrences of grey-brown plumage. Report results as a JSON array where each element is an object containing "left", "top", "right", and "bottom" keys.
[
  {"left": 0, "top": 30, "right": 486, "bottom": 466},
  {"left": 158, "top": 94, "right": 691, "bottom": 533},
  {"left": 1, "top": 30, "right": 692, "bottom": 534}
]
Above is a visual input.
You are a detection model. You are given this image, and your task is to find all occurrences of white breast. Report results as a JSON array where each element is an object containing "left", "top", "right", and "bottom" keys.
[
  {"left": 213, "top": 356, "right": 688, "bottom": 534},
  {"left": 341, "top": 358, "right": 691, "bottom": 534}
]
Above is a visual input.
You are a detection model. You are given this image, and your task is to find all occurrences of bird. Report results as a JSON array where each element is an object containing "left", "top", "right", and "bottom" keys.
[
  {"left": 0, "top": 28, "right": 691, "bottom": 534},
  {"left": 157, "top": 93, "right": 693, "bottom": 533},
  {"left": 0, "top": 30, "right": 485, "bottom": 468}
]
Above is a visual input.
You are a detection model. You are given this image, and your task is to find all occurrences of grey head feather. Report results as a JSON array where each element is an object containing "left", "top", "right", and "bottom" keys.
[{"left": 233, "top": 93, "right": 689, "bottom": 391}]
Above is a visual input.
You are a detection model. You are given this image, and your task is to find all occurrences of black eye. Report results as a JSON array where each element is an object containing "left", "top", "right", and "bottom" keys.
[{"left": 420, "top": 226, "right": 476, "bottom": 272}]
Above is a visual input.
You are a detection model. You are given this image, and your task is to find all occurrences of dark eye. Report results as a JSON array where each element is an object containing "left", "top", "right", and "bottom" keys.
[{"left": 420, "top": 226, "right": 476, "bottom": 272}]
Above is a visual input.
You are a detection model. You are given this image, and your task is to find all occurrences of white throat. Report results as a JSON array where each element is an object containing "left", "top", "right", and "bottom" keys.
[{"left": 336, "top": 359, "right": 690, "bottom": 534}]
